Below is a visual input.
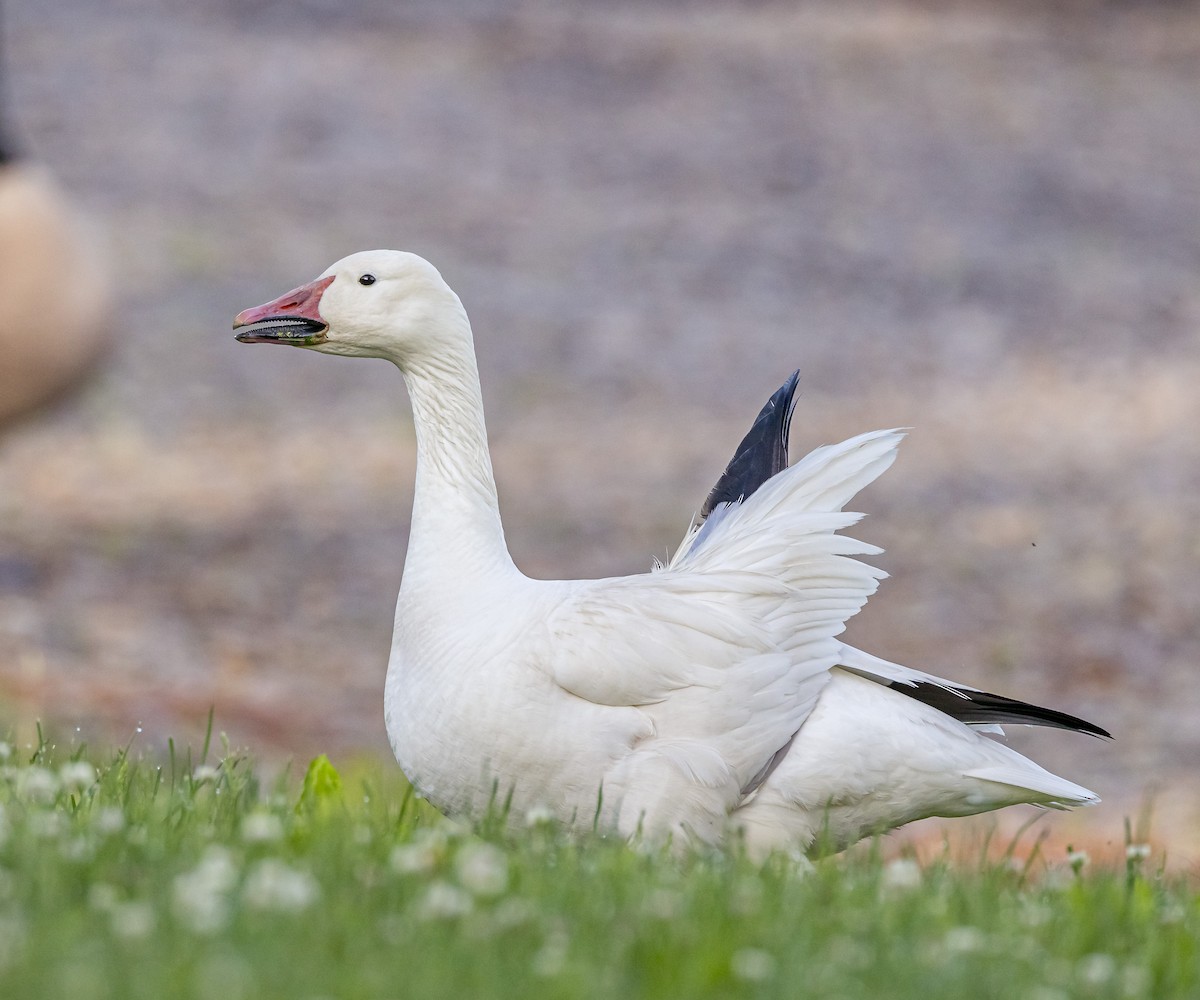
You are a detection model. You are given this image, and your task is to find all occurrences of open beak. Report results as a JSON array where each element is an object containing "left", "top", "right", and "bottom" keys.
[{"left": 233, "top": 275, "right": 334, "bottom": 345}]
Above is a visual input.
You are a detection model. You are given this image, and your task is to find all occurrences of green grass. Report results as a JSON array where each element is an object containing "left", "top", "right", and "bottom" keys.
[{"left": 0, "top": 730, "right": 1192, "bottom": 1000}]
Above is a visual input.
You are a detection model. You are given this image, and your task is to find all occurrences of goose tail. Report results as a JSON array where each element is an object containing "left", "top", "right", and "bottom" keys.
[{"left": 966, "top": 763, "right": 1100, "bottom": 810}]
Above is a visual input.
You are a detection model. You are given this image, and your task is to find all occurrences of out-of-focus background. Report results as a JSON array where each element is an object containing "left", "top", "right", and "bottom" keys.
[{"left": 0, "top": 1, "right": 1196, "bottom": 855}]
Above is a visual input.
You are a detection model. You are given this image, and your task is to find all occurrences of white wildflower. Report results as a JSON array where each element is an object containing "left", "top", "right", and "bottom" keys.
[
  {"left": 173, "top": 847, "right": 239, "bottom": 934},
  {"left": 390, "top": 827, "right": 453, "bottom": 873},
  {"left": 389, "top": 842, "right": 439, "bottom": 875},
  {"left": 1077, "top": 953, "right": 1117, "bottom": 986},
  {"left": 438, "top": 818, "right": 471, "bottom": 841},
  {"left": 191, "top": 765, "right": 219, "bottom": 783},
  {"left": 944, "top": 926, "right": 986, "bottom": 954},
  {"left": 532, "top": 928, "right": 569, "bottom": 977},
  {"left": 240, "top": 812, "right": 284, "bottom": 844},
  {"left": 524, "top": 804, "right": 555, "bottom": 827},
  {"left": 242, "top": 859, "right": 320, "bottom": 913},
  {"left": 1125, "top": 843, "right": 1151, "bottom": 861},
  {"left": 58, "top": 761, "right": 96, "bottom": 790},
  {"left": 731, "top": 948, "right": 777, "bottom": 982},
  {"left": 417, "top": 881, "right": 473, "bottom": 921},
  {"left": 1159, "top": 902, "right": 1186, "bottom": 925},
  {"left": 882, "top": 858, "right": 922, "bottom": 890},
  {"left": 28, "top": 811, "right": 64, "bottom": 839},
  {"left": 419, "top": 824, "right": 454, "bottom": 845},
  {"left": 60, "top": 835, "right": 94, "bottom": 862},
  {"left": 173, "top": 885, "right": 227, "bottom": 935},
  {"left": 455, "top": 842, "right": 508, "bottom": 898},
  {"left": 1042, "top": 866, "right": 1074, "bottom": 892},
  {"left": 17, "top": 766, "right": 59, "bottom": 803},
  {"left": 192, "top": 847, "right": 239, "bottom": 890},
  {"left": 110, "top": 901, "right": 156, "bottom": 940},
  {"left": 93, "top": 807, "right": 126, "bottom": 835},
  {"left": 1066, "top": 848, "right": 1090, "bottom": 872}
]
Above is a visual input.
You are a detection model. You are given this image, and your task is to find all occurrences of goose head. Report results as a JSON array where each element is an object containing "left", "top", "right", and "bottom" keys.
[{"left": 233, "top": 249, "right": 468, "bottom": 365}]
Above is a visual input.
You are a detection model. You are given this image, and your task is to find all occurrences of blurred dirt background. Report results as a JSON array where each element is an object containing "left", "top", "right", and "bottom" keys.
[{"left": 0, "top": 0, "right": 1197, "bottom": 856}]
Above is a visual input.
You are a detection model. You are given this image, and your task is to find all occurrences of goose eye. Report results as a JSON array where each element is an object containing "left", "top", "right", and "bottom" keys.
[{"left": 358, "top": 274, "right": 377, "bottom": 286}]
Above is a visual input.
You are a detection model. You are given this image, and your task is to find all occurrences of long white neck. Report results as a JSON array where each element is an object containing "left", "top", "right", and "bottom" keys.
[{"left": 394, "top": 323, "right": 517, "bottom": 591}]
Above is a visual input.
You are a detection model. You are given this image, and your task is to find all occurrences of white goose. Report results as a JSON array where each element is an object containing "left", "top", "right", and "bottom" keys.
[{"left": 235, "top": 250, "right": 1107, "bottom": 856}]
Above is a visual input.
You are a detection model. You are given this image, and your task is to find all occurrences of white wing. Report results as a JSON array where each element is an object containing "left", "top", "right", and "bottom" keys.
[{"left": 539, "top": 429, "right": 905, "bottom": 843}]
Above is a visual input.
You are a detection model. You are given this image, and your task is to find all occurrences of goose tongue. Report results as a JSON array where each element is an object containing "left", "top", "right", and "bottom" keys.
[{"left": 233, "top": 275, "right": 334, "bottom": 345}]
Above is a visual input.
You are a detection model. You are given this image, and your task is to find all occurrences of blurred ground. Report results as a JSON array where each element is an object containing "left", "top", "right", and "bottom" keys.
[{"left": 0, "top": 1, "right": 1198, "bottom": 855}]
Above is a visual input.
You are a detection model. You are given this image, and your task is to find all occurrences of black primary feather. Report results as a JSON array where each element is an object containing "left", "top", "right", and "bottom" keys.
[
  {"left": 700, "top": 371, "right": 1111, "bottom": 742},
  {"left": 890, "top": 682, "right": 1112, "bottom": 739},
  {"left": 700, "top": 370, "right": 801, "bottom": 521}
]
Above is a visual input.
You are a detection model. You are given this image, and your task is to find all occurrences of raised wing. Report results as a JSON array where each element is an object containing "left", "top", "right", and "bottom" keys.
[{"left": 541, "top": 428, "right": 905, "bottom": 843}]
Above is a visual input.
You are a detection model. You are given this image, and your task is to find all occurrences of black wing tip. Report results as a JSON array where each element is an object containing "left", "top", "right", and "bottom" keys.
[
  {"left": 891, "top": 681, "right": 1112, "bottom": 739},
  {"left": 778, "top": 369, "right": 801, "bottom": 438},
  {"left": 699, "top": 370, "right": 803, "bottom": 521},
  {"left": 1058, "top": 716, "right": 1113, "bottom": 741}
]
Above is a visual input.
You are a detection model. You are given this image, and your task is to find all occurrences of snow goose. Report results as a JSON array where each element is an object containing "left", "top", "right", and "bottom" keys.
[{"left": 234, "top": 250, "right": 1108, "bottom": 856}]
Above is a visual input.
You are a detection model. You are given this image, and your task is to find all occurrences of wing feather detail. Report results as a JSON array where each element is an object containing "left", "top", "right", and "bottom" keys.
[{"left": 540, "top": 428, "right": 906, "bottom": 835}]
